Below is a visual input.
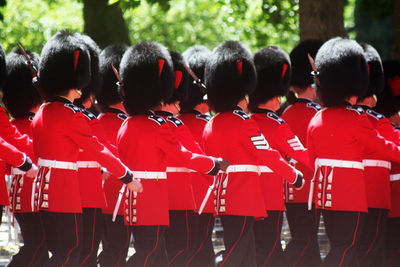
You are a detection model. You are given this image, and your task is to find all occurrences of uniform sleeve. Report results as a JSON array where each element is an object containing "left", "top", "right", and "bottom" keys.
[
  {"left": 89, "top": 118, "right": 118, "bottom": 156},
  {"left": 274, "top": 123, "right": 311, "bottom": 169},
  {"left": 376, "top": 118, "right": 400, "bottom": 145},
  {"left": 356, "top": 114, "right": 400, "bottom": 162},
  {"left": 0, "top": 106, "right": 33, "bottom": 155},
  {"left": 67, "top": 113, "right": 128, "bottom": 178},
  {"left": 0, "top": 137, "right": 27, "bottom": 168},
  {"left": 158, "top": 123, "right": 219, "bottom": 175},
  {"left": 241, "top": 118, "right": 299, "bottom": 183},
  {"left": 174, "top": 125, "right": 205, "bottom": 154}
]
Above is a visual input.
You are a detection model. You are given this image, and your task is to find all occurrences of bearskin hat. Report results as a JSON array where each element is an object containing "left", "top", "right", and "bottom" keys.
[
  {"left": 205, "top": 41, "right": 256, "bottom": 113},
  {"left": 119, "top": 41, "right": 174, "bottom": 115},
  {"left": 166, "top": 51, "right": 189, "bottom": 104},
  {"left": 290, "top": 39, "right": 323, "bottom": 89},
  {"left": 374, "top": 60, "right": 400, "bottom": 117},
  {"left": 315, "top": 37, "right": 369, "bottom": 107},
  {"left": 0, "top": 43, "right": 5, "bottom": 89},
  {"left": 249, "top": 46, "right": 291, "bottom": 110},
  {"left": 39, "top": 30, "right": 91, "bottom": 99},
  {"left": 181, "top": 45, "right": 211, "bottom": 112},
  {"left": 3, "top": 50, "right": 42, "bottom": 118},
  {"left": 73, "top": 33, "right": 101, "bottom": 106},
  {"left": 358, "top": 43, "right": 384, "bottom": 100},
  {"left": 96, "top": 44, "right": 128, "bottom": 111}
]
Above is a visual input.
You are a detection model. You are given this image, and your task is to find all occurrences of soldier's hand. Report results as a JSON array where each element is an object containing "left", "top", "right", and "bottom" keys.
[
  {"left": 292, "top": 170, "right": 304, "bottom": 190},
  {"left": 127, "top": 179, "right": 143, "bottom": 193},
  {"left": 25, "top": 164, "right": 38, "bottom": 179},
  {"left": 217, "top": 158, "right": 229, "bottom": 172}
]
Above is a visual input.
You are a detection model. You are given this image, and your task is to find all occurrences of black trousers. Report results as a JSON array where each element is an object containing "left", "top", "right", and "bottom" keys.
[
  {"left": 253, "top": 210, "right": 286, "bottom": 267},
  {"left": 98, "top": 214, "right": 130, "bottom": 267},
  {"left": 40, "top": 211, "right": 83, "bottom": 267},
  {"left": 126, "top": 225, "right": 168, "bottom": 267},
  {"left": 0, "top": 205, "right": 3, "bottom": 225},
  {"left": 7, "top": 212, "right": 49, "bottom": 267},
  {"left": 165, "top": 210, "right": 198, "bottom": 267},
  {"left": 186, "top": 212, "right": 215, "bottom": 267},
  {"left": 79, "top": 207, "right": 103, "bottom": 267},
  {"left": 284, "top": 203, "right": 321, "bottom": 267},
  {"left": 385, "top": 217, "right": 400, "bottom": 267},
  {"left": 218, "top": 215, "right": 257, "bottom": 267},
  {"left": 357, "top": 208, "right": 388, "bottom": 267},
  {"left": 322, "top": 210, "right": 366, "bottom": 267}
]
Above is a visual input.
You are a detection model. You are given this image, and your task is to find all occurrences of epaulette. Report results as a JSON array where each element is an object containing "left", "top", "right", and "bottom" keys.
[
  {"left": 64, "top": 103, "right": 81, "bottom": 114},
  {"left": 196, "top": 113, "right": 211, "bottom": 122},
  {"left": 306, "top": 102, "right": 322, "bottom": 112},
  {"left": 233, "top": 109, "right": 250, "bottom": 120},
  {"left": 267, "top": 112, "right": 285, "bottom": 124},
  {"left": 117, "top": 113, "right": 128, "bottom": 120},
  {"left": 167, "top": 116, "right": 184, "bottom": 127},
  {"left": 347, "top": 106, "right": 364, "bottom": 115},
  {"left": 80, "top": 108, "right": 97, "bottom": 120},
  {"left": 366, "top": 109, "right": 384, "bottom": 121},
  {"left": 148, "top": 114, "right": 166, "bottom": 125}
]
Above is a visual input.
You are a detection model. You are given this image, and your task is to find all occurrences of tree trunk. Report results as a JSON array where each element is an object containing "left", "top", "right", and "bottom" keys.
[
  {"left": 393, "top": 0, "right": 400, "bottom": 60},
  {"left": 299, "top": 0, "right": 345, "bottom": 41},
  {"left": 83, "top": 0, "right": 130, "bottom": 49}
]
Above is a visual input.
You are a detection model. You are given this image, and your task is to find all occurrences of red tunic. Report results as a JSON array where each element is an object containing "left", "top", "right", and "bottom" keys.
[
  {"left": 0, "top": 105, "right": 33, "bottom": 206},
  {"left": 9, "top": 116, "right": 36, "bottom": 213},
  {"left": 307, "top": 105, "right": 400, "bottom": 212},
  {"left": 98, "top": 109, "right": 127, "bottom": 215},
  {"left": 281, "top": 98, "right": 321, "bottom": 203},
  {"left": 357, "top": 106, "right": 400, "bottom": 210},
  {"left": 389, "top": 126, "right": 400, "bottom": 218},
  {"left": 31, "top": 97, "right": 128, "bottom": 213},
  {"left": 251, "top": 109, "right": 310, "bottom": 211},
  {"left": 179, "top": 111, "right": 214, "bottom": 213},
  {"left": 117, "top": 113, "right": 218, "bottom": 226},
  {"left": 203, "top": 108, "right": 299, "bottom": 218}
]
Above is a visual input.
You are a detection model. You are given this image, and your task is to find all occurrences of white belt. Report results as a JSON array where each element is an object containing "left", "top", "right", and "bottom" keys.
[
  {"left": 363, "top": 159, "right": 391, "bottom": 169},
  {"left": 225, "top": 164, "right": 273, "bottom": 173},
  {"left": 11, "top": 167, "right": 25, "bottom": 175},
  {"left": 166, "top": 167, "right": 194, "bottom": 173},
  {"left": 315, "top": 158, "right": 364, "bottom": 170},
  {"left": 390, "top": 174, "right": 400, "bottom": 182},
  {"left": 77, "top": 161, "right": 101, "bottom": 168},
  {"left": 38, "top": 158, "right": 77, "bottom": 171},
  {"left": 132, "top": 171, "right": 167, "bottom": 179}
]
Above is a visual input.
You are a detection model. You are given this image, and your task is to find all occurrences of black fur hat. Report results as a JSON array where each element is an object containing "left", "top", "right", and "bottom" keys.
[
  {"left": 0, "top": 43, "right": 5, "bottom": 90},
  {"left": 74, "top": 33, "right": 101, "bottom": 106},
  {"left": 290, "top": 39, "right": 323, "bottom": 89},
  {"left": 119, "top": 41, "right": 174, "bottom": 115},
  {"left": 39, "top": 30, "right": 91, "bottom": 99},
  {"left": 181, "top": 45, "right": 211, "bottom": 111},
  {"left": 166, "top": 51, "right": 189, "bottom": 104},
  {"left": 96, "top": 44, "right": 128, "bottom": 111},
  {"left": 205, "top": 41, "right": 257, "bottom": 113},
  {"left": 3, "top": 50, "right": 42, "bottom": 118},
  {"left": 315, "top": 37, "right": 369, "bottom": 107},
  {"left": 359, "top": 43, "right": 384, "bottom": 99},
  {"left": 249, "top": 46, "right": 291, "bottom": 110},
  {"left": 374, "top": 60, "right": 400, "bottom": 117}
]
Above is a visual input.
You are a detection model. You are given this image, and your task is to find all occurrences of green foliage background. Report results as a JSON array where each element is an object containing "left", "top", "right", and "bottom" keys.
[{"left": 0, "top": 0, "right": 356, "bottom": 54}]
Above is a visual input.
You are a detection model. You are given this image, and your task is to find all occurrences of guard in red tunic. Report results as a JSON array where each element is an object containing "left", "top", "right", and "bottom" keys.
[
  {"left": 180, "top": 45, "right": 215, "bottom": 267},
  {"left": 33, "top": 31, "right": 142, "bottom": 266},
  {"left": 281, "top": 39, "right": 323, "bottom": 267},
  {"left": 307, "top": 37, "right": 400, "bottom": 267},
  {"left": 3, "top": 50, "right": 48, "bottom": 267},
  {"left": 96, "top": 43, "right": 130, "bottom": 267},
  {"left": 248, "top": 46, "right": 310, "bottom": 267},
  {"left": 154, "top": 51, "right": 206, "bottom": 267},
  {"left": 203, "top": 41, "right": 303, "bottom": 267},
  {"left": 374, "top": 59, "right": 400, "bottom": 267},
  {"left": 354, "top": 44, "right": 395, "bottom": 267},
  {"left": 117, "top": 41, "right": 226, "bottom": 267}
]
